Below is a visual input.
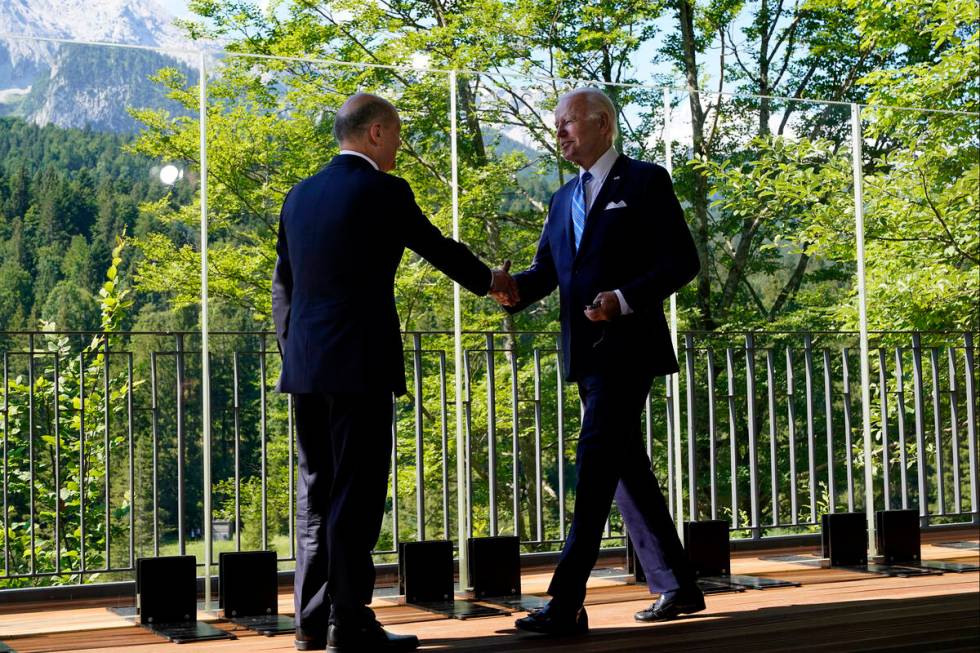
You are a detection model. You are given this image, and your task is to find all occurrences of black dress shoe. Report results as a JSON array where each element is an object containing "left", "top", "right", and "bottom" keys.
[
  {"left": 326, "top": 621, "right": 419, "bottom": 652},
  {"left": 515, "top": 602, "right": 589, "bottom": 635},
  {"left": 295, "top": 626, "right": 326, "bottom": 651},
  {"left": 634, "top": 585, "right": 706, "bottom": 622}
]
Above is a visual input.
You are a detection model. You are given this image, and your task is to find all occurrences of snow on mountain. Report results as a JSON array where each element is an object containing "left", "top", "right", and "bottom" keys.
[{"left": 0, "top": 0, "right": 197, "bottom": 131}]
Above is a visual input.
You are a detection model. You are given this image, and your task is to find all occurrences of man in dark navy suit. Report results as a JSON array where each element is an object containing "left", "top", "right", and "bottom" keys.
[
  {"left": 498, "top": 88, "right": 703, "bottom": 636},
  {"left": 272, "top": 93, "right": 517, "bottom": 652}
]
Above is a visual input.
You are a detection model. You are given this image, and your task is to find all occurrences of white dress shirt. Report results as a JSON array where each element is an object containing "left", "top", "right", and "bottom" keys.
[
  {"left": 579, "top": 146, "right": 633, "bottom": 316},
  {"left": 339, "top": 149, "right": 380, "bottom": 170}
]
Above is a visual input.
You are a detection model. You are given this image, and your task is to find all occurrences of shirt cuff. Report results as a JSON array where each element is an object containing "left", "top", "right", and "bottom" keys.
[{"left": 614, "top": 289, "right": 633, "bottom": 316}]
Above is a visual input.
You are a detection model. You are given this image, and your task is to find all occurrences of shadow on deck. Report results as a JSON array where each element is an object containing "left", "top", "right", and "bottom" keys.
[{"left": 1, "top": 528, "right": 977, "bottom": 652}]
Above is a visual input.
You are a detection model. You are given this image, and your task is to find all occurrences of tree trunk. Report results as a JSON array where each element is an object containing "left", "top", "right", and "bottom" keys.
[{"left": 678, "top": 1, "right": 716, "bottom": 330}]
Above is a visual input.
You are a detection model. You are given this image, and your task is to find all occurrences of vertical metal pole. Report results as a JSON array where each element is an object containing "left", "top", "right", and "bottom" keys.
[
  {"left": 103, "top": 341, "right": 110, "bottom": 570},
  {"left": 851, "top": 103, "right": 876, "bottom": 556},
  {"left": 533, "top": 350, "right": 544, "bottom": 541},
  {"left": 726, "top": 348, "right": 739, "bottom": 529},
  {"left": 176, "top": 335, "right": 185, "bottom": 556},
  {"left": 842, "top": 349, "right": 855, "bottom": 512},
  {"left": 912, "top": 333, "right": 929, "bottom": 525},
  {"left": 685, "top": 334, "right": 696, "bottom": 521},
  {"left": 486, "top": 334, "right": 498, "bottom": 536},
  {"left": 745, "top": 334, "right": 761, "bottom": 538},
  {"left": 804, "top": 336, "right": 817, "bottom": 523},
  {"left": 79, "top": 352, "right": 87, "bottom": 579},
  {"left": 28, "top": 335, "right": 35, "bottom": 574},
  {"left": 260, "top": 341, "right": 268, "bottom": 551},
  {"left": 706, "top": 349, "right": 718, "bottom": 520},
  {"left": 962, "top": 333, "right": 978, "bottom": 523},
  {"left": 233, "top": 353, "right": 241, "bottom": 551},
  {"left": 929, "top": 348, "right": 945, "bottom": 515},
  {"left": 198, "top": 49, "right": 213, "bottom": 601},
  {"left": 391, "top": 401, "right": 400, "bottom": 551},
  {"left": 556, "top": 345, "right": 567, "bottom": 538},
  {"left": 439, "top": 349, "right": 449, "bottom": 540},
  {"left": 439, "top": 353, "right": 450, "bottom": 539},
  {"left": 287, "top": 394, "right": 295, "bottom": 558},
  {"left": 948, "top": 347, "right": 962, "bottom": 515},
  {"left": 766, "top": 348, "right": 779, "bottom": 526},
  {"left": 127, "top": 353, "right": 135, "bottom": 568},
  {"left": 413, "top": 333, "right": 425, "bottom": 540},
  {"left": 878, "top": 349, "right": 890, "bottom": 510},
  {"left": 449, "top": 70, "right": 469, "bottom": 587},
  {"left": 895, "top": 348, "right": 909, "bottom": 510},
  {"left": 786, "top": 348, "right": 798, "bottom": 524},
  {"left": 824, "top": 349, "right": 835, "bottom": 514},
  {"left": 664, "top": 87, "right": 684, "bottom": 540},
  {"left": 150, "top": 353, "right": 159, "bottom": 556},
  {"left": 510, "top": 345, "right": 520, "bottom": 537},
  {"left": 53, "top": 353, "right": 62, "bottom": 572}
]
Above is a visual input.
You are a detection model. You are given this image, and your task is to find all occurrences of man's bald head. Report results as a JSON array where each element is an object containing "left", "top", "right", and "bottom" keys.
[{"left": 333, "top": 93, "right": 399, "bottom": 145}]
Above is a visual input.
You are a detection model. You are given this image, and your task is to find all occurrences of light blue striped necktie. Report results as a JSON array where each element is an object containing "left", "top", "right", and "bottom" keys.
[{"left": 571, "top": 171, "right": 593, "bottom": 251}]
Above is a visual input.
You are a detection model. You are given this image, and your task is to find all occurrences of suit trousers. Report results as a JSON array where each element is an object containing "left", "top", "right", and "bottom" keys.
[
  {"left": 293, "top": 390, "right": 394, "bottom": 633},
  {"left": 547, "top": 372, "right": 695, "bottom": 607}
]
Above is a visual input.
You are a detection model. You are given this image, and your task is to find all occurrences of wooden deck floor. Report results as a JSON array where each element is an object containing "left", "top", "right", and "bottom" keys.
[{"left": 2, "top": 529, "right": 977, "bottom": 652}]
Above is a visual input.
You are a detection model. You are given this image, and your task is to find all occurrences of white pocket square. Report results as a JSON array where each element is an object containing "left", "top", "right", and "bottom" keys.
[{"left": 605, "top": 200, "right": 627, "bottom": 209}]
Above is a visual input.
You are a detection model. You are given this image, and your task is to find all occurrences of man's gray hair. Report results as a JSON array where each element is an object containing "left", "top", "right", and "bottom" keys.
[
  {"left": 562, "top": 87, "right": 619, "bottom": 139},
  {"left": 333, "top": 93, "right": 399, "bottom": 143}
]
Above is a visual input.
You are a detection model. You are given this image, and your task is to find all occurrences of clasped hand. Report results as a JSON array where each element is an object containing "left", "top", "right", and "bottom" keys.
[
  {"left": 490, "top": 260, "right": 520, "bottom": 307},
  {"left": 584, "top": 291, "right": 620, "bottom": 321}
]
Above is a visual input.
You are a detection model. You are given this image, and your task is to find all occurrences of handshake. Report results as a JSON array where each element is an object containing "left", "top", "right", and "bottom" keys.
[{"left": 489, "top": 260, "right": 520, "bottom": 307}]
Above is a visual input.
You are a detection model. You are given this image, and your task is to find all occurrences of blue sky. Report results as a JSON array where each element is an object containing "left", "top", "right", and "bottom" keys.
[{"left": 160, "top": 0, "right": 195, "bottom": 20}]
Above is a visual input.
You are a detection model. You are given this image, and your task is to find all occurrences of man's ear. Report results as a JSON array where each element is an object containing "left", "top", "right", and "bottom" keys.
[
  {"left": 599, "top": 112, "right": 612, "bottom": 136},
  {"left": 368, "top": 122, "right": 383, "bottom": 145}
]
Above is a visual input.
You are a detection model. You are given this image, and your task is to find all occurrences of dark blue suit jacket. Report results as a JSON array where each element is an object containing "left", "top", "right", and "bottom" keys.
[
  {"left": 509, "top": 154, "right": 699, "bottom": 381},
  {"left": 272, "top": 154, "right": 492, "bottom": 396}
]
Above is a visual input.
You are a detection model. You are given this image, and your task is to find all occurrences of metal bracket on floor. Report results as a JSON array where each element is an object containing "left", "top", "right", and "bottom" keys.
[
  {"left": 695, "top": 577, "right": 747, "bottom": 594},
  {"left": 465, "top": 535, "right": 548, "bottom": 613},
  {"left": 683, "top": 521, "right": 798, "bottom": 591},
  {"left": 839, "top": 563, "right": 942, "bottom": 577},
  {"left": 136, "top": 555, "right": 236, "bottom": 644},
  {"left": 219, "top": 551, "right": 295, "bottom": 636},
  {"left": 915, "top": 560, "right": 979, "bottom": 573},
  {"left": 398, "top": 539, "right": 511, "bottom": 620},
  {"left": 410, "top": 600, "right": 512, "bottom": 619},
  {"left": 701, "top": 574, "right": 800, "bottom": 590},
  {"left": 873, "top": 509, "right": 978, "bottom": 574},
  {"left": 480, "top": 594, "right": 550, "bottom": 613}
]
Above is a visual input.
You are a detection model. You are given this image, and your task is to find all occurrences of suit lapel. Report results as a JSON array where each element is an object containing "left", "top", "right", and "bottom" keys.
[
  {"left": 575, "top": 155, "right": 628, "bottom": 260},
  {"left": 549, "top": 179, "right": 576, "bottom": 264}
]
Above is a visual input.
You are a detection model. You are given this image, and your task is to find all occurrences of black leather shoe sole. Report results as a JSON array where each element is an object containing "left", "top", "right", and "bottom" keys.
[
  {"left": 634, "top": 597, "right": 706, "bottom": 622},
  {"left": 515, "top": 610, "right": 589, "bottom": 636},
  {"left": 295, "top": 638, "right": 326, "bottom": 651}
]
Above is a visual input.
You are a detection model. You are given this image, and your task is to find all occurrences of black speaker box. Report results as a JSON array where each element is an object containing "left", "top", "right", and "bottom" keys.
[
  {"left": 398, "top": 540, "right": 454, "bottom": 603},
  {"left": 136, "top": 555, "right": 197, "bottom": 625},
  {"left": 467, "top": 536, "right": 521, "bottom": 598},
  {"left": 821, "top": 512, "right": 868, "bottom": 566},
  {"left": 219, "top": 550, "right": 279, "bottom": 618},
  {"left": 683, "top": 520, "right": 732, "bottom": 577}
]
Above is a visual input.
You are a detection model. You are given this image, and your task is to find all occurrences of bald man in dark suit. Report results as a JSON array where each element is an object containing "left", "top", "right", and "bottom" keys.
[{"left": 273, "top": 93, "right": 517, "bottom": 651}]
